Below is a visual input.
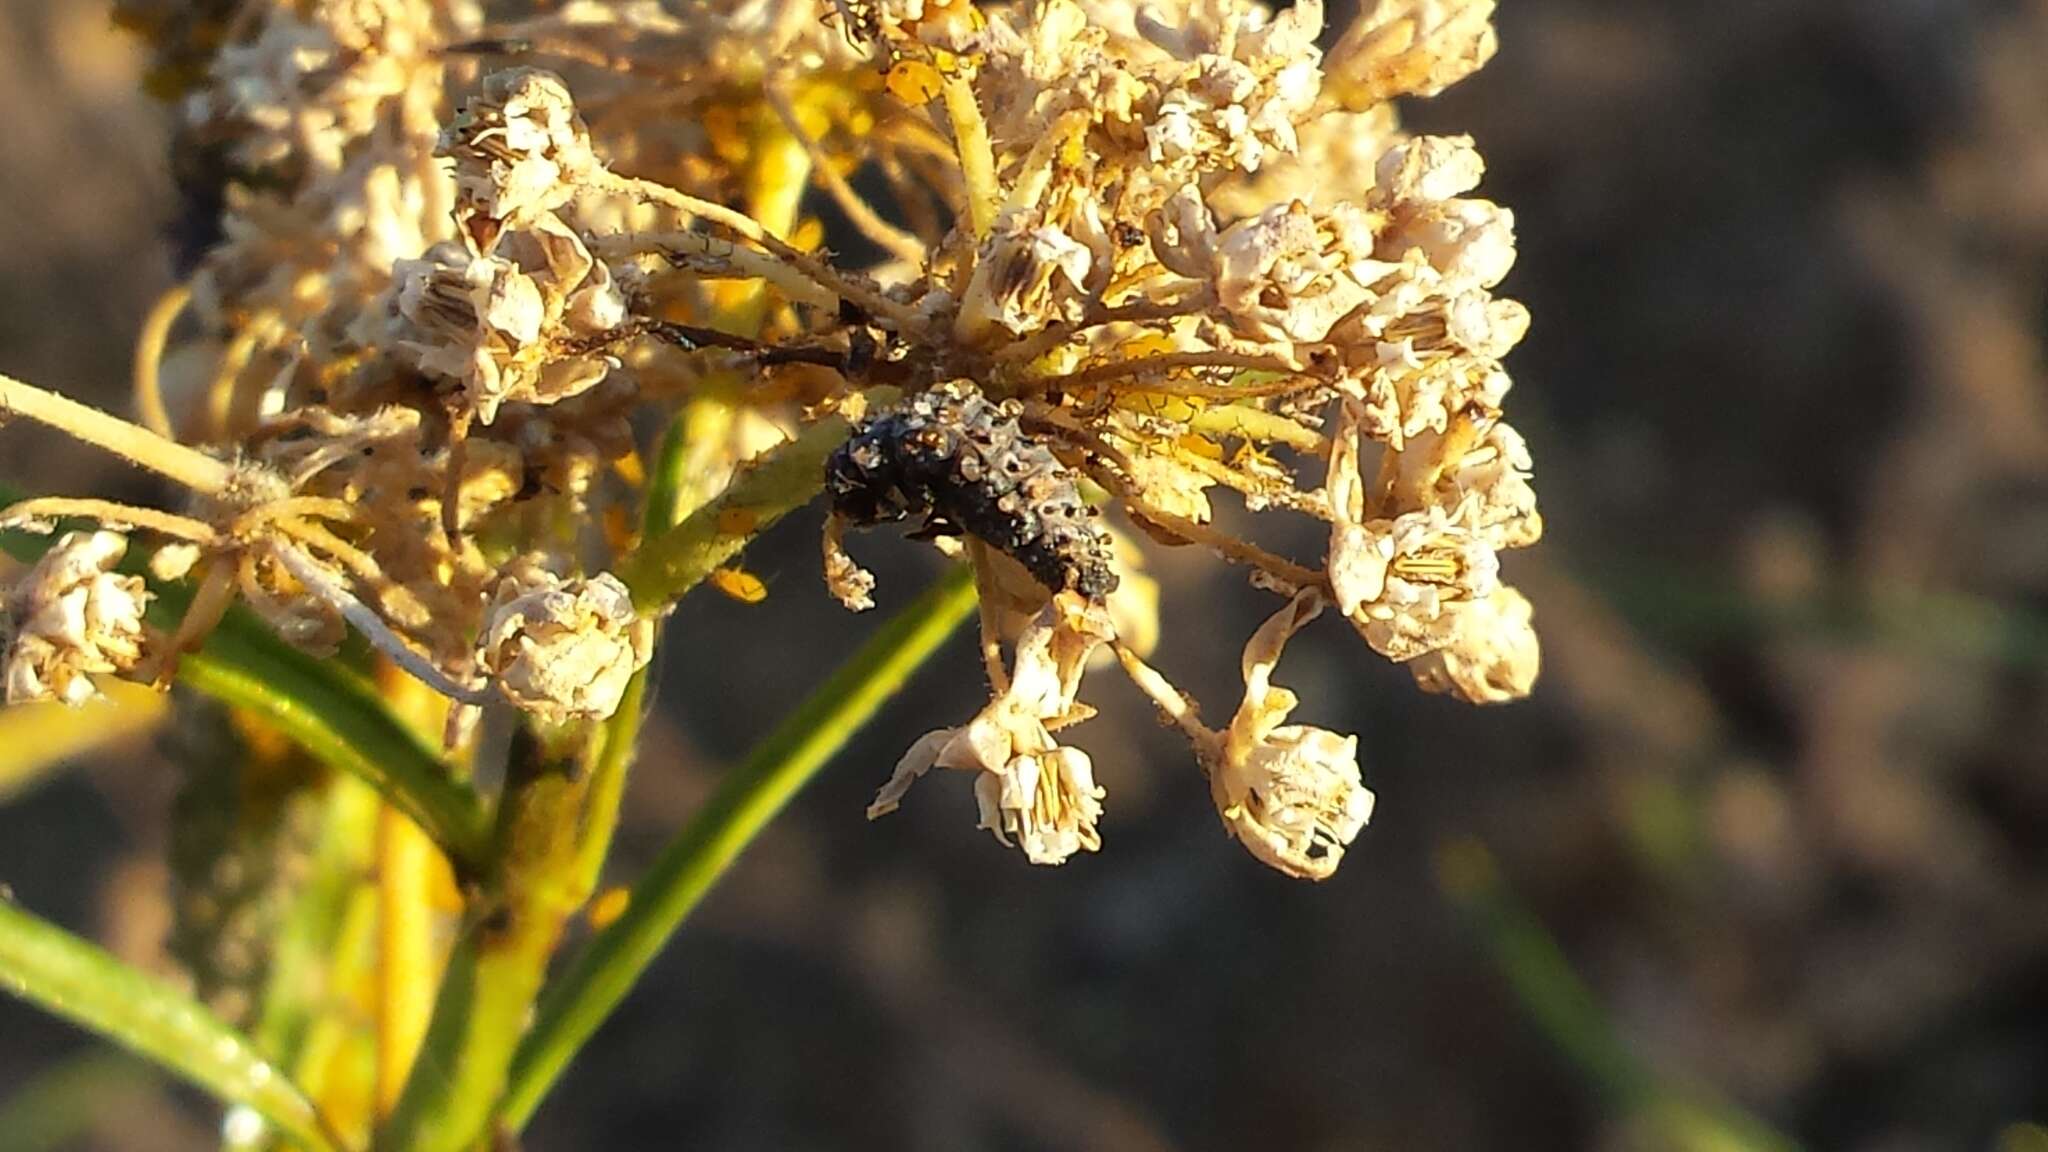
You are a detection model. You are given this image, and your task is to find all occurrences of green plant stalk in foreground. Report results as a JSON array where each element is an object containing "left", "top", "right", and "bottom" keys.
[
  {"left": 498, "top": 562, "right": 980, "bottom": 1130},
  {"left": 0, "top": 900, "right": 344, "bottom": 1152},
  {"left": 376, "top": 730, "right": 595, "bottom": 1152}
]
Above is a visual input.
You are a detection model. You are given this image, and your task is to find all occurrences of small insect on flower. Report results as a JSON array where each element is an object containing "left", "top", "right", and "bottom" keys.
[{"left": 825, "top": 382, "right": 1119, "bottom": 601}]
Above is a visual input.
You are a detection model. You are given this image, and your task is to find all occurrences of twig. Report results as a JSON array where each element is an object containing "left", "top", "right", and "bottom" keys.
[
  {"left": 590, "top": 170, "right": 920, "bottom": 330},
  {"left": 1088, "top": 460, "right": 1328, "bottom": 591},
  {"left": 267, "top": 539, "right": 490, "bottom": 707}
]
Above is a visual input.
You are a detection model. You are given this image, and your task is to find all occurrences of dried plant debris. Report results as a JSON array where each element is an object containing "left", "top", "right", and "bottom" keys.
[{"left": 2, "top": 0, "right": 1539, "bottom": 879}]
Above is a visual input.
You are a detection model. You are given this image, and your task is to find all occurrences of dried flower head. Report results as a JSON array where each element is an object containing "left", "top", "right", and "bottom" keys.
[
  {"left": 6, "top": 0, "right": 1541, "bottom": 883},
  {"left": 441, "top": 67, "right": 599, "bottom": 248},
  {"left": 383, "top": 215, "right": 627, "bottom": 424},
  {"left": 3, "top": 532, "right": 152, "bottom": 706},
  {"left": 477, "top": 560, "right": 654, "bottom": 724}
]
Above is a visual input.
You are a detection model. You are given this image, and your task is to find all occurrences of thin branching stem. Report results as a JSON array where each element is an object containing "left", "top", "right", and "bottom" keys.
[
  {"left": 0, "top": 371, "right": 235, "bottom": 494},
  {"left": 591, "top": 170, "right": 921, "bottom": 330},
  {"left": 0, "top": 497, "right": 220, "bottom": 543},
  {"left": 267, "top": 540, "right": 491, "bottom": 707}
]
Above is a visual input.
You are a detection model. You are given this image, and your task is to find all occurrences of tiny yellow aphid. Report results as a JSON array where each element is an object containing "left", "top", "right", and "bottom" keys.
[{"left": 709, "top": 566, "right": 768, "bottom": 604}]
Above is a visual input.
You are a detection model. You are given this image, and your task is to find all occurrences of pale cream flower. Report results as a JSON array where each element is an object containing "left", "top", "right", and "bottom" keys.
[
  {"left": 441, "top": 67, "right": 599, "bottom": 245},
  {"left": 1348, "top": 505, "right": 1501, "bottom": 661},
  {"left": 1212, "top": 591, "right": 1374, "bottom": 879},
  {"left": 3, "top": 532, "right": 152, "bottom": 706},
  {"left": 1326, "top": 402, "right": 1501, "bottom": 661},
  {"left": 1372, "top": 134, "right": 1487, "bottom": 204},
  {"left": 955, "top": 213, "right": 1099, "bottom": 344},
  {"left": 1406, "top": 584, "right": 1538, "bottom": 703},
  {"left": 1209, "top": 106, "right": 1402, "bottom": 217},
  {"left": 1368, "top": 139, "right": 1515, "bottom": 295},
  {"left": 868, "top": 597, "right": 1114, "bottom": 865},
  {"left": 1212, "top": 200, "right": 1387, "bottom": 343},
  {"left": 1377, "top": 195, "right": 1517, "bottom": 296},
  {"left": 1325, "top": 0, "right": 1498, "bottom": 107},
  {"left": 384, "top": 214, "right": 626, "bottom": 423},
  {"left": 1136, "top": 0, "right": 1325, "bottom": 174},
  {"left": 477, "top": 560, "right": 653, "bottom": 724},
  {"left": 1430, "top": 418, "right": 1543, "bottom": 549}
]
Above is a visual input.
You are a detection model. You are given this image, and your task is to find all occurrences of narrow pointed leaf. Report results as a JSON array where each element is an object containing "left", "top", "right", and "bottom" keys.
[{"left": 0, "top": 899, "right": 345, "bottom": 1152}]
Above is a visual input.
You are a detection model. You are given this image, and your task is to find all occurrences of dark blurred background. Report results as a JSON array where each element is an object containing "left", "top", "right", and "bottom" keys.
[{"left": 4, "top": 1, "right": 2048, "bottom": 1149}]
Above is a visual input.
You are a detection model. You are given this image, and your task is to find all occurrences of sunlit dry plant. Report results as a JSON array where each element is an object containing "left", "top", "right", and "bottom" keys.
[{"left": 0, "top": 0, "right": 1537, "bottom": 1144}]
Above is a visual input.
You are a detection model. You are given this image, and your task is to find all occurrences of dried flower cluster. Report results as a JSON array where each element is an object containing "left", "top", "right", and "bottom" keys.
[{"left": 4, "top": 0, "right": 1536, "bottom": 880}]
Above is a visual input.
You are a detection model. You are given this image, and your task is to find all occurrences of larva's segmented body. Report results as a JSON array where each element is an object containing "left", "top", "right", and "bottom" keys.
[{"left": 825, "top": 384, "right": 1118, "bottom": 600}]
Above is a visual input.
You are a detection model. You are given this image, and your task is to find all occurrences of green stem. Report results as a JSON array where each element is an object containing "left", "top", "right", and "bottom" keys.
[
  {"left": 172, "top": 628, "right": 492, "bottom": 876},
  {"left": 615, "top": 408, "right": 863, "bottom": 611},
  {"left": 247, "top": 774, "right": 381, "bottom": 1149},
  {"left": 376, "top": 733, "right": 593, "bottom": 1152},
  {"left": 0, "top": 899, "right": 345, "bottom": 1152},
  {"left": 497, "top": 563, "right": 979, "bottom": 1130}
]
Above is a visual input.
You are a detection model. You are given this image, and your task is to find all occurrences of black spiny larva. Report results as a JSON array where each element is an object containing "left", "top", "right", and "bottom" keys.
[{"left": 825, "top": 383, "right": 1118, "bottom": 600}]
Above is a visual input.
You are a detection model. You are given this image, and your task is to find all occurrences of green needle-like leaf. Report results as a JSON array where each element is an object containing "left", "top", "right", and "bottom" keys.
[
  {"left": 497, "top": 562, "right": 979, "bottom": 1130},
  {"left": 0, "top": 899, "right": 347, "bottom": 1152},
  {"left": 169, "top": 618, "right": 492, "bottom": 872}
]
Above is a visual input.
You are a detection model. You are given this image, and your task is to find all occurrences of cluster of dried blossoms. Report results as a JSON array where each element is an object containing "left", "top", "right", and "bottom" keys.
[{"left": 2, "top": 0, "right": 1535, "bottom": 880}]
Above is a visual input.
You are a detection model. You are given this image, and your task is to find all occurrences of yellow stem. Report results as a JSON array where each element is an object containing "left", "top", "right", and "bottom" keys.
[
  {"left": 939, "top": 69, "right": 1002, "bottom": 237},
  {"left": 132, "top": 282, "right": 191, "bottom": 440},
  {"left": 1044, "top": 352, "right": 1309, "bottom": 396},
  {"left": 0, "top": 371, "right": 234, "bottom": 493},
  {"left": 206, "top": 319, "right": 267, "bottom": 442},
  {"left": 0, "top": 496, "right": 219, "bottom": 543},
  {"left": 374, "top": 804, "right": 438, "bottom": 1119},
  {"left": 965, "top": 541, "right": 1011, "bottom": 694}
]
